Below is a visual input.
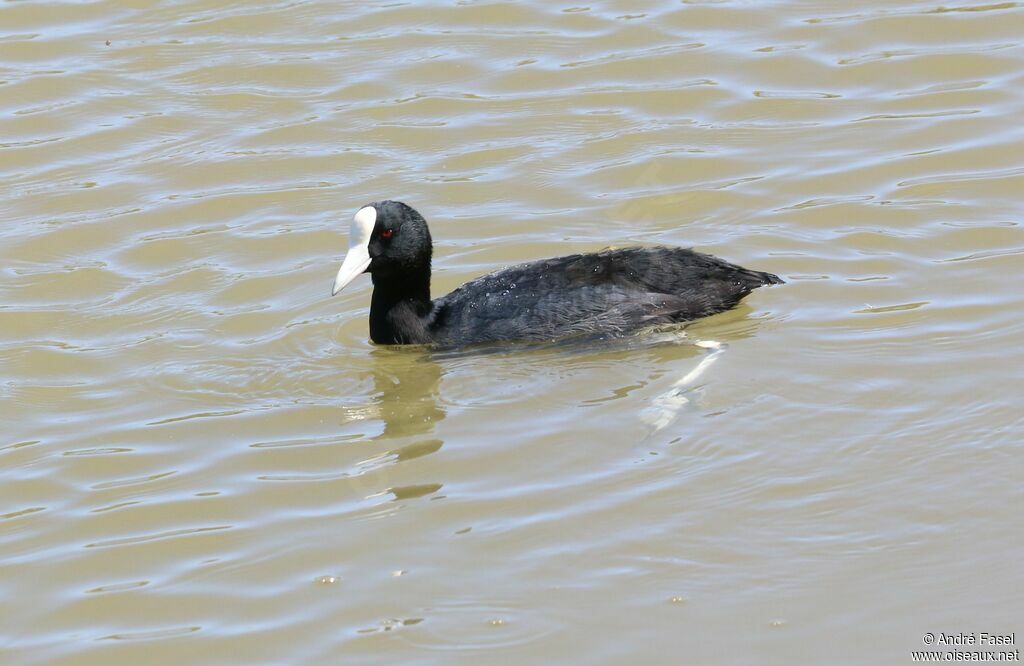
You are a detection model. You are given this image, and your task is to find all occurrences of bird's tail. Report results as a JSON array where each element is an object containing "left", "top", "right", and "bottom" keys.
[{"left": 737, "top": 266, "right": 784, "bottom": 288}]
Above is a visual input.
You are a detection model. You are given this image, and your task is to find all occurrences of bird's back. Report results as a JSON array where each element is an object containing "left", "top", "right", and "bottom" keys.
[{"left": 429, "top": 247, "right": 781, "bottom": 346}]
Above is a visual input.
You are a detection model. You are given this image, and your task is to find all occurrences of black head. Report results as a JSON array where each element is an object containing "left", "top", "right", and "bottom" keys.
[
  {"left": 364, "top": 200, "right": 433, "bottom": 281},
  {"left": 332, "top": 200, "right": 433, "bottom": 295}
]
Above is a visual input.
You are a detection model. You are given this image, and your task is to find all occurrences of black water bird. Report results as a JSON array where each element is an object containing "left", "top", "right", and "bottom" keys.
[{"left": 332, "top": 201, "right": 782, "bottom": 346}]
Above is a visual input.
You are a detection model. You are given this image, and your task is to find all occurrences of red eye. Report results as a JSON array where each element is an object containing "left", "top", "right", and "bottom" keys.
[{"left": 381, "top": 228, "right": 394, "bottom": 239}]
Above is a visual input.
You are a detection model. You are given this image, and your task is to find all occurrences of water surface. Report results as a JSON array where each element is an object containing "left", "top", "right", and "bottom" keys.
[{"left": 2, "top": 1, "right": 1023, "bottom": 663}]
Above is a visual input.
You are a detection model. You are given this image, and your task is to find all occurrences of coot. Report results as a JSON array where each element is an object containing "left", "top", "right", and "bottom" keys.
[{"left": 332, "top": 201, "right": 782, "bottom": 346}]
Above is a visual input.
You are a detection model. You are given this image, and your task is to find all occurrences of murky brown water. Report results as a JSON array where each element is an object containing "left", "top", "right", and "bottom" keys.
[{"left": 3, "top": 1, "right": 1023, "bottom": 663}]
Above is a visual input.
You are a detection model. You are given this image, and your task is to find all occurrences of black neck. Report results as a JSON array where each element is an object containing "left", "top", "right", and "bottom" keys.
[{"left": 368, "top": 266, "right": 433, "bottom": 344}]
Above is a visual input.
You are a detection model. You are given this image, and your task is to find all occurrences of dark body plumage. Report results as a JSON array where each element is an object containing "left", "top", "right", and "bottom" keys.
[
  {"left": 429, "top": 248, "right": 781, "bottom": 346},
  {"left": 335, "top": 201, "right": 782, "bottom": 347}
]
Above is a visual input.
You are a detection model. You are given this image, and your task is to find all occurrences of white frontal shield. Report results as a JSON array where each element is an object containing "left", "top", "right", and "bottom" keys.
[{"left": 332, "top": 206, "right": 376, "bottom": 295}]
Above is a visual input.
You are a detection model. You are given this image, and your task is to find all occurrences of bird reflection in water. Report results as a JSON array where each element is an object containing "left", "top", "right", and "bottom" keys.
[{"left": 353, "top": 348, "right": 446, "bottom": 502}]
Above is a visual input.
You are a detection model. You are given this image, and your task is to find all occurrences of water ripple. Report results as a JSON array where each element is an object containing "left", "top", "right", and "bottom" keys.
[{"left": 2, "top": 0, "right": 1022, "bottom": 662}]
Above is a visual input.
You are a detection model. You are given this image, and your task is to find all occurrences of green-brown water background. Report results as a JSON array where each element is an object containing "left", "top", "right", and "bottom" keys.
[{"left": 2, "top": 1, "right": 1023, "bottom": 663}]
